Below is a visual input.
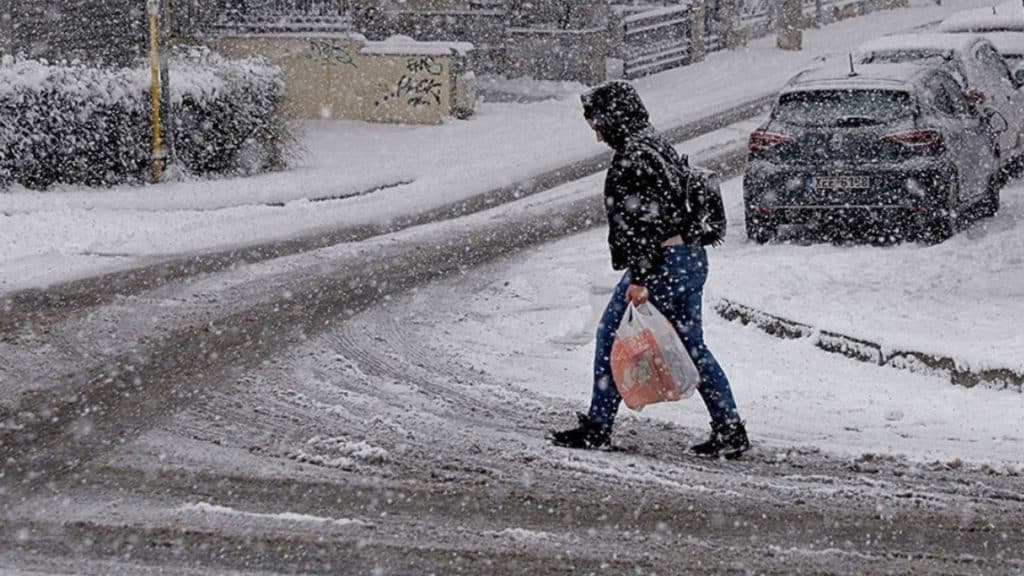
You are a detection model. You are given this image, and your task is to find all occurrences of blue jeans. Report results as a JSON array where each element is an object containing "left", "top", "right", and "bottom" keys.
[{"left": 588, "top": 245, "right": 741, "bottom": 429}]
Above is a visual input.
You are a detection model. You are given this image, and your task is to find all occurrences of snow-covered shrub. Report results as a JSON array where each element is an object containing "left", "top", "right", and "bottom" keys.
[
  {"left": 0, "top": 56, "right": 150, "bottom": 189},
  {"left": 0, "top": 48, "right": 287, "bottom": 190},
  {"left": 170, "top": 46, "right": 290, "bottom": 178}
]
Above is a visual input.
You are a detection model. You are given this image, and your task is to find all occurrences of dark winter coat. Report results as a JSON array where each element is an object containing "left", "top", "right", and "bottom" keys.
[{"left": 582, "top": 81, "right": 691, "bottom": 286}]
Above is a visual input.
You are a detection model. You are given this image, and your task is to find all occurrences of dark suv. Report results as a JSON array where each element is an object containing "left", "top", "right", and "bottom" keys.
[{"left": 743, "top": 63, "right": 1001, "bottom": 243}]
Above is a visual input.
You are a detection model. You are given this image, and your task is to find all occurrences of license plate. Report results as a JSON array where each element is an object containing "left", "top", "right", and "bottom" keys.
[{"left": 812, "top": 175, "right": 871, "bottom": 190}]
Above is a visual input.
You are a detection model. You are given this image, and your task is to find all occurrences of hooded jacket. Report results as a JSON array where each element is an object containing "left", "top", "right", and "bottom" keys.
[{"left": 582, "top": 81, "right": 691, "bottom": 286}]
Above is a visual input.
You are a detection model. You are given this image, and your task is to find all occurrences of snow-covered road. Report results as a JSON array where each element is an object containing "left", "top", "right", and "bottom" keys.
[
  {"left": 2, "top": 0, "right": 1022, "bottom": 571},
  {"left": 3, "top": 144, "right": 1022, "bottom": 575},
  {"left": 5, "top": 225, "right": 1022, "bottom": 573}
]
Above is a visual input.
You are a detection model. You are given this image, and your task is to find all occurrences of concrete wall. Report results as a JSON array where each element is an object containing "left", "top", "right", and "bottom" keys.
[{"left": 218, "top": 33, "right": 475, "bottom": 124}]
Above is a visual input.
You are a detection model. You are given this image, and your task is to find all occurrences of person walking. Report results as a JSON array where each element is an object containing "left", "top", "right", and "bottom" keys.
[{"left": 550, "top": 81, "right": 750, "bottom": 459}]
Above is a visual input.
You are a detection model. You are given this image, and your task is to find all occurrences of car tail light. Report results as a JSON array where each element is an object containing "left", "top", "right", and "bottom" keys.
[
  {"left": 748, "top": 131, "right": 792, "bottom": 152},
  {"left": 883, "top": 129, "right": 943, "bottom": 152}
]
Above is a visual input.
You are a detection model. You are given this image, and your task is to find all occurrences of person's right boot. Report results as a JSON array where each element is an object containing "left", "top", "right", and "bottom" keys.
[
  {"left": 550, "top": 413, "right": 611, "bottom": 450},
  {"left": 690, "top": 421, "right": 750, "bottom": 459}
]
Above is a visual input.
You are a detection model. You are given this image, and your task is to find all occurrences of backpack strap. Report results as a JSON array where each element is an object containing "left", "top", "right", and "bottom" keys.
[{"left": 634, "top": 139, "right": 693, "bottom": 214}]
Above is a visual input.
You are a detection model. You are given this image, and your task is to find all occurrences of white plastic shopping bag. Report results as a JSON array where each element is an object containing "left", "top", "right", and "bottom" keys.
[{"left": 610, "top": 302, "right": 700, "bottom": 410}]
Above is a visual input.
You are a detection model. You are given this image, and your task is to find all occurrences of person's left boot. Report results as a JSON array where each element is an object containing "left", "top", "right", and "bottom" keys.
[
  {"left": 690, "top": 421, "right": 750, "bottom": 459},
  {"left": 550, "top": 413, "right": 611, "bottom": 449}
]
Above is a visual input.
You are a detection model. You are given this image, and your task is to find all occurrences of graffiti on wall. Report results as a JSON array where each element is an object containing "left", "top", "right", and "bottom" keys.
[
  {"left": 406, "top": 56, "right": 444, "bottom": 76},
  {"left": 307, "top": 38, "right": 357, "bottom": 68},
  {"left": 375, "top": 56, "right": 446, "bottom": 110}
]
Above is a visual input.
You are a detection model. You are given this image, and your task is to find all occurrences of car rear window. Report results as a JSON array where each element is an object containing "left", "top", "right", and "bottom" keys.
[{"left": 774, "top": 89, "right": 916, "bottom": 126}]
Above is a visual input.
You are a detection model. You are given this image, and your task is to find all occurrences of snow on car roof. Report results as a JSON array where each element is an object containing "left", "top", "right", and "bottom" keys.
[
  {"left": 782, "top": 62, "right": 931, "bottom": 93},
  {"left": 856, "top": 32, "right": 989, "bottom": 58},
  {"left": 938, "top": 3, "right": 1024, "bottom": 33}
]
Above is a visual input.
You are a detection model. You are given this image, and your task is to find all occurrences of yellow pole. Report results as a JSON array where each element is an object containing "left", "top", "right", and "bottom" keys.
[{"left": 148, "top": 0, "right": 163, "bottom": 182}]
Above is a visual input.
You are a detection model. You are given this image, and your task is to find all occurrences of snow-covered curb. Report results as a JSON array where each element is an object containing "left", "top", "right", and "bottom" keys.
[{"left": 715, "top": 298, "right": 1024, "bottom": 391}]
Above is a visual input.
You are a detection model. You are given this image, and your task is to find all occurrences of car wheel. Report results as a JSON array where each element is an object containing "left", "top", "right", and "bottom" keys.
[
  {"left": 745, "top": 211, "right": 778, "bottom": 244},
  {"left": 978, "top": 173, "right": 1001, "bottom": 219},
  {"left": 918, "top": 179, "right": 959, "bottom": 244}
]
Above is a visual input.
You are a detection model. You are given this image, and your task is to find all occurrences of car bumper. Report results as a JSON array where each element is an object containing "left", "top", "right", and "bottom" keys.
[{"left": 743, "top": 161, "right": 953, "bottom": 224}]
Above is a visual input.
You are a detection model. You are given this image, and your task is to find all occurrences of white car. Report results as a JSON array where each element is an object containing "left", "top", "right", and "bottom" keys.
[
  {"left": 855, "top": 33, "right": 1024, "bottom": 167},
  {"left": 972, "top": 32, "right": 1024, "bottom": 78},
  {"left": 937, "top": 3, "right": 1024, "bottom": 79},
  {"left": 938, "top": 1, "right": 1024, "bottom": 34}
]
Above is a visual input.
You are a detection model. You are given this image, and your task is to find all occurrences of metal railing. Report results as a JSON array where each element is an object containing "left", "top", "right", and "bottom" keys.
[
  {"left": 622, "top": 5, "right": 695, "bottom": 79},
  {"left": 173, "top": 0, "right": 355, "bottom": 36}
]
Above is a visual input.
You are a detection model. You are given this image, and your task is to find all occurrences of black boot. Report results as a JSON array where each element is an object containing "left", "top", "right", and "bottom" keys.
[
  {"left": 690, "top": 421, "right": 750, "bottom": 459},
  {"left": 550, "top": 413, "right": 611, "bottom": 450}
]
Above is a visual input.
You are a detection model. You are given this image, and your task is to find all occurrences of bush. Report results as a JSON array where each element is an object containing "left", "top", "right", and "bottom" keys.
[
  {"left": 170, "top": 46, "right": 290, "bottom": 178},
  {"left": 0, "top": 47, "right": 288, "bottom": 190}
]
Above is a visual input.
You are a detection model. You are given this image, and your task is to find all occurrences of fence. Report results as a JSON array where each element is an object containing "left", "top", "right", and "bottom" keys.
[
  {"left": 736, "top": 0, "right": 898, "bottom": 39},
  {"left": 506, "top": 27, "right": 609, "bottom": 84},
  {"left": 621, "top": 5, "right": 695, "bottom": 80},
  {"left": 179, "top": 0, "right": 905, "bottom": 83},
  {"left": 4, "top": 0, "right": 143, "bottom": 66},
  {"left": 173, "top": 2, "right": 505, "bottom": 73},
  {"left": 173, "top": 0, "right": 354, "bottom": 37}
]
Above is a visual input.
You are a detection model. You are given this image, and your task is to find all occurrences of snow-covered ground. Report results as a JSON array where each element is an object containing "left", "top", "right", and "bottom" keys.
[
  {"left": 0, "top": 0, "right": 1001, "bottom": 293},
  {"left": 1, "top": 0, "right": 1019, "bottom": 469},
  {"left": 427, "top": 182, "right": 1024, "bottom": 466},
  {"left": 714, "top": 178, "right": 1024, "bottom": 375}
]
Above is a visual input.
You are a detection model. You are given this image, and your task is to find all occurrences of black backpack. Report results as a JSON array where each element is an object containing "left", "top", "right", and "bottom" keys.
[
  {"left": 642, "top": 142, "right": 728, "bottom": 246},
  {"left": 682, "top": 165, "right": 727, "bottom": 246}
]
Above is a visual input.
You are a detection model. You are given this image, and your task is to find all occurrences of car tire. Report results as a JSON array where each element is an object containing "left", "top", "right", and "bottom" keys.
[
  {"left": 919, "top": 179, "right": 959, "bottom": 244},
  {"left": 745, "top": 211, "right": 778, "bottom": 244},
  {"left": 978, "top": 173, "right": 1001, "bottom": 219}
]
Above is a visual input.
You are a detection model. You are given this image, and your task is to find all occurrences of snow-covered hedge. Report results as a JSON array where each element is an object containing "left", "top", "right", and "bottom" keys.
[{"left": 0, "top": 47, "right": 288, "bottom": 190}]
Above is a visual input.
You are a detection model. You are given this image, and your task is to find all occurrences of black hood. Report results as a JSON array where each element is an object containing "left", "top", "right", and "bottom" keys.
[{"left": 581, "top": 81, "right": 652, "bottom": 151}]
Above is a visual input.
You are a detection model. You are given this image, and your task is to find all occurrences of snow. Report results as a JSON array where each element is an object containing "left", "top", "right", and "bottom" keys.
[
  {"left": 178, "top": 502, "right": 372, "bottom": 527},
  {"left": 707, "top": 180, "right": 1024, "bottom": 375},
  {"left": 0, "top": 0, "right": 1002, "bottom": 293},
  {"left": 505, "top": 26, "right": 607, "bottom": 34},
  {"left": 974, "top": 30, "right": 1024, "bottom": 59},
  {"left": 487, "top": 528, "right": 558, "bottom": 541},
  {"left": 360, "top": 35, "right": 475, "bottom": 56},
  {"left": 784, "top": 62, "right": 928, "bottom": 91},
  {"left": 939, "top": 13, "right": 1024, "bottom": 32},
  {"left": 855, "top": 31, "right": 981, "bottom": 55},
  {"left": 624, "top": 5, "right": 694, "bottom": 24},
  {"left": 422, "top": 191, "right": 1024, "bottom": 466},
  {"left": 1, "top": 0, "right": 1020, "bottom": 470},
  {"left": 288, "top": 436, "right": 390, "bottom": 469},
  {"left": 938, "top": 0, "right": 1024, "bottom": 32}
]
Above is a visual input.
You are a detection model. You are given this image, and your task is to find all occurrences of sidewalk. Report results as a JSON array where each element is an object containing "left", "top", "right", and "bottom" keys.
[{"left": 0, "top": 0, "right": 998, "bottom": 294}]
